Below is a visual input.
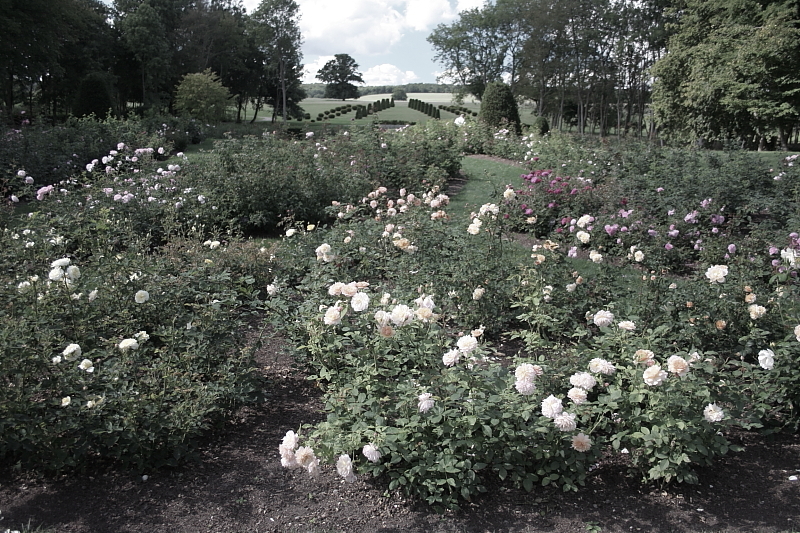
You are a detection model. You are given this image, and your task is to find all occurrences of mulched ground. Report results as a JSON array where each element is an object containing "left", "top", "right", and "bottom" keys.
[{"left": 2, "top": 331, "right": 800, "bottom": 533}]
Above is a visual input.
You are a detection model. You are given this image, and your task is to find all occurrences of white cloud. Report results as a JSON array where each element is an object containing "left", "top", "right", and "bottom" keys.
[
  {"left": 298, "top": 0, "right": 405, "bottom": 56},
  {"left": 403, "top": 0, "right": 456, "bottom": 31},
  {"left": 240, "top": 0, "right": 486, "bottom": 82},
  {"left": 456, "top": 0, "right": 485, "bottom": 11},
  {"left": 362, "top": 64, "right": 420, "bottom": 85},
  {"left": 302, "top": 55, "right": 336, "bottom": 83}
]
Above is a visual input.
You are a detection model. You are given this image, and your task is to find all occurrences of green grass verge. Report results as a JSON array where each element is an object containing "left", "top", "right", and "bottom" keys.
[{"left": 449, "top": 156, "right": 524, "bottom": 219}]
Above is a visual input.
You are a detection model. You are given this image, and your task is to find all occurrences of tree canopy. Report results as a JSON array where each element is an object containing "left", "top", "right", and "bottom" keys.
[
  {"left": 316, "top": 54, "right": 364, "bottom": 101},
  {"left": 1, "top": 0, "right": 305, "bottom": 123},
  {"left": 651, "top": 0, "right": 800, "bottom": 148}
]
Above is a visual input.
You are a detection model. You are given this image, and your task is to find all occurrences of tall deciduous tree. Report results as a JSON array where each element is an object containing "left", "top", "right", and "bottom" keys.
[
  {"left": 116, "top": 2, "right": 172, "bottom": 109},
  {"left": 652, "top": 0, "right": 800, "bottom": 148},
  {"left": 250, "top": 0, "right": 304, "bottom": 123},
  {"left": 427, "top": 7, "right": 508, "bottom": 100},
  {"left": 0, "top": 0, "right": 104, "bottom": 120},
  {"left": 316, "top": 54, "right": 364, "bottom": 101}
]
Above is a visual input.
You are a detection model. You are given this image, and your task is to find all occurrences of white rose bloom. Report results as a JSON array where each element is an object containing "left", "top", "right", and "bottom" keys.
[
  {"left": 643, "top": 364, "right": 668, "bottom": 386},
  {"left": 48, "top": 267, "right": 65, "bottom": 282},
  {"left": 374, "top": 310, "right": 391, "bottom": 327},
  {"left": 541, "top": 395, "right": 563, "bottom": 418},
  {"left": 17, "top": 281, "right": 32, "bottom": 293},
  {"left": 351, "top": 292, "right": 370, "bottom": 312},
  {"left": 593, "top": 310, "right": 614, "bottom": 327},
  {"left": 390, "top": 304, "right": 414, "bottom": 326},
  {"left": 566, "top": 283, "right": 577, "bottom": 292},
  {"left": 589, "top": 358, "right": 616, "bottom": 375},
  {"left": 515, "top": 363, "right": 540, "bottom": 382},
  {"left": 515, "top": 378, "right": 536, "bottom": 395},
  {"left": 567, "top": 387, "right": 588, "bottom": 405},
  {"left": 576, "top": 214, "right": 592, "bottom": 228},
  {"left": 703, "top": 403, "right": 724, "bottom": 423},
  {"left": 340, "top": 282, "right": 358, "bottom": 297},
  {"left": 118, "top": 338, "right": 139, "bottom": 351},
  {"left": 634, "top": 349, "right": 655, "bottom": 364},
  {"left": 52, "top": 355, "right": 62, "bottom": 364},
  {"left": 667, "top": 355, "right": 690, "bottom": 376},
  {"left": 415, "top": 295, "right": 435, "bottom": 309},
  {"left": 279, "top": 445, "right": 298, "bottom": 469},
  {"left": 503, "top": 188, "right": 516, "bottom": 200},
  {"left": 618, "top": 320, "right": 636, "bottom": 331},
  {"left": 553, "top": 412, "right": 577, "bottom": 432},
  {"left": 61, "top": 396, "right": 71, "bottom": 407},
  {"left": 324, "top": 304, "right": 343, "bottom": 325},
  {"left": 758, "top": 349, "right": 775, "bottom": 370},
  {"left": 418, "top": 393, "right": 435, "bottom": 413},
  {"left": 88, "top": 289, "right": 99, "bottom": 302},
  {"left": 795, "top": 324, "right": 800, "bottom": 342},
  {"left": 571, "top": 433, "right": 592, "bottom": 452},
  {"left": 336, "top": 454, "right": 357, "bottom": 483},
  {"left": 589, "top": 250, "right": 603, "bottom": 263},
  {"left": 576, "top": 231, "right": 591, "bottom": 244},
  {"left": 748, "top": 304, "right": 766, "bottom": 320},
  {"left": 442, "top": 349, "right": 461, "bottom": 367},
  {"left": 456, "top": 334, "right": 478, "bottom": 354},
  {"left": 472, "top": 287, "right": 485, "bottom": 300},
  {"left": 66, "top": 265, "right": 80, "bottom": 280},
  {"left": 744, "top": 293, "right": 756, "bottom": 304},
  {"left": 63, "top": 343, "right": 82, "bottom": 360},
  {"left": 285, "top": 228, "right": 297, "bottom": 237},
  {"left": 634, "top": 250, "right": 645, "bottom": 262},
  {"left": 569, "top": 372, "right": 596, "bottom": 390},
  {"left": 50, "top": 258, "right": 71, "bottom": 268},
  {"left": 79, "top": 359, "right": 94, "bottom": 373},
  {"left": 328, "top": 282, "right": 345, "bottom": 296},
  {"left": 282, "top": 430, "right": 299, "bottom": 450},
  {"left": 294, "top": 446, "right": 316, "bottom": 469},
  {"left": 134, "top": 331, "right": 149, "bottom": 342},
  {"left": 362, "top": 443, "right": 382, "bottom": 463},
  {"left": 134, "top": 290, "right": 150, "bottom": 304},
  {"left": 266, "top": 284, "right": 278, "bottom": 296},
  {"left": 705, "top": 264, "right": 729, "bottom": 283},
  {"left": 307, "top": 457, "right": 321, "bottom": 477},
  {"left": 315, "top": 243, "right": 333, "bottom": 261}
]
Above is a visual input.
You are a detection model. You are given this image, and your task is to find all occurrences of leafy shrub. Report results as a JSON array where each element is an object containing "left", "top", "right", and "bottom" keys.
[
  {"left": 1, "top": 116, "right": 166, "bottom": 196},
  {"left": 263, "top": 134, "right": 800, "bottom": 509},
  {"left": 532, "top": 116, "right": 550, "bottom": 136},
  {"left": 0, "top": 230, "right": 263, "bottom": 471},
  {"left": 480, "top": 82, "right": 521, "bottom": 135},
  {"left": 174, "top": 69, "right": 232, "bottom": 124}
]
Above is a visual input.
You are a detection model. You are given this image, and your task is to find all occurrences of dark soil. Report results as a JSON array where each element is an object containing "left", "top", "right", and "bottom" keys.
[{"left": 1, "top": 329, "right": 799, "bottom": 533}]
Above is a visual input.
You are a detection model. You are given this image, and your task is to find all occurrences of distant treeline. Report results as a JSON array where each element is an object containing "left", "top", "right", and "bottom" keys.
[{"left": 302, "top": 83, "right": 455, "bottom": 99}]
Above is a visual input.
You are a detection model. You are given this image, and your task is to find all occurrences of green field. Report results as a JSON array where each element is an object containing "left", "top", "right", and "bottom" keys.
[{"left": 251, "top": 93, "right": 546, "bottom": 127}]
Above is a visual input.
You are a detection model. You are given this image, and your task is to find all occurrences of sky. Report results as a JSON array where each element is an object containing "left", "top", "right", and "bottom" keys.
[{"left": 241, "top": 0, "right": 486, "bottom": 85}]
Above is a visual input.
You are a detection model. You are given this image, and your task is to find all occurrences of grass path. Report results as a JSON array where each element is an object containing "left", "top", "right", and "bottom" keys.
[{"left": 448, "top": 156, "right": 526, "bottom": 220}]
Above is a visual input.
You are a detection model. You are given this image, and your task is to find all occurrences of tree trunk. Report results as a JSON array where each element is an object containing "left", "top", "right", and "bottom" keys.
[
  {"left": 779, "top": 127, "right": 789, "bottom": 151},
  {"left": 280, "top": 59, "right": 287, "bottom": 123}
]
